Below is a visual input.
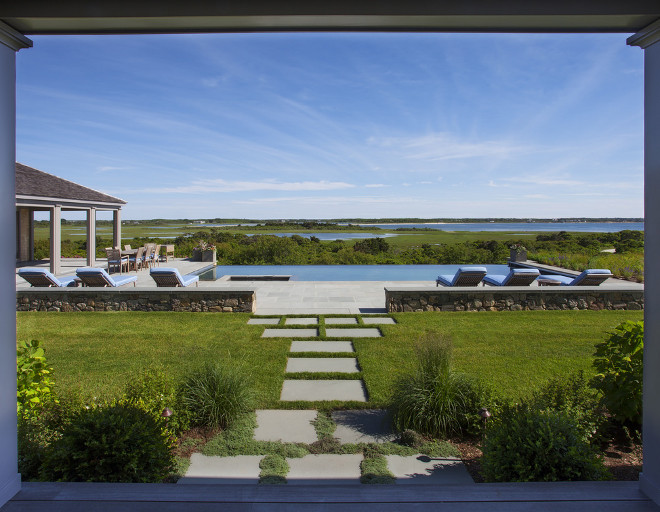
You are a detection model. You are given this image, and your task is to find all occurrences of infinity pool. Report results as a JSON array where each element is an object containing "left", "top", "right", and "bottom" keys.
[{"left": 197, "top": 264, "right": 512, "bottom": 282}]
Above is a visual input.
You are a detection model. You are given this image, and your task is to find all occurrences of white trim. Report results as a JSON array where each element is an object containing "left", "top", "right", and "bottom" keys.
[
  {"left": 0, "top": 474, "right": 21, "bottom": 508},
  {"left": 16, "top": 195, "right": 124, "bottom": 209},
  {"left": 628, "top": 18, "right": 660, "bottom": 48},
  {"left": 0, "top": 21, "right": 31, "bottom": 51}
]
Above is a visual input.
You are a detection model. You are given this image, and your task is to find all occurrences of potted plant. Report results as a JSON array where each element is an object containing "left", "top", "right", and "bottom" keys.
[
  {"left": 192, "top": 240, "right": 216, "bottom": 263},
  {"left": 509, "top": 243, "right": 527, "bottom": 262}
]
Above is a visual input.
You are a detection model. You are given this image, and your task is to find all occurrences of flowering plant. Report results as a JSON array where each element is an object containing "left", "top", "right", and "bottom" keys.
[
  {"left": 509, "top": 243, "right": 527, "bottom": 253},
  {"left": 194, "top": 240, "right": 216, "bottom": 251}
]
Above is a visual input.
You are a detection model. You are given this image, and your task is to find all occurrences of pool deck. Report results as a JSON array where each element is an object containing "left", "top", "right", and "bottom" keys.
[{"left": 16, "top": 259, "right": 643, "bottom": 315}]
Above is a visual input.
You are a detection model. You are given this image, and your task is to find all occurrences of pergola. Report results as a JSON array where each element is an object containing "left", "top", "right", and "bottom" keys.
[
  {"left": 15, "top": 162, "right": 125, "bottom": 274},
  {"left": 1, "top": 2, "right": 659, "bottom": 510}
]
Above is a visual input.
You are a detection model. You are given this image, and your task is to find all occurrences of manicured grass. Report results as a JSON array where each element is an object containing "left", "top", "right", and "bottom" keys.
[
  {"left": 17, "top": 310, "right": 643, "bottom": 407},
  {"left": 358, "top": 310, "right": 644, "bottom": 404}
]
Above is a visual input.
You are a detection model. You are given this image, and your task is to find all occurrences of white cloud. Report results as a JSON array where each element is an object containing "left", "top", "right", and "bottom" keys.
[{"left": 365, "top": 184, "right": 388, "bottom": 188}]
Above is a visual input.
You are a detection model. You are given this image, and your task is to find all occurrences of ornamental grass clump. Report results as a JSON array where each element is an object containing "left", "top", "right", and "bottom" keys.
[
  {"left": 390, "top": 334, "right": 493, "bottom": 438},
  {"left": 181, "top": 363, "right": 254, "bottom": 430}
]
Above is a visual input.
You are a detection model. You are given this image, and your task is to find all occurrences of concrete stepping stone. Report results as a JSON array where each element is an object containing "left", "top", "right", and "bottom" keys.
[
  {"left": 385, "top": 455, "right": 474, "bottom": 485},
  {"left": 331, "top": 409, "right": 396, "bottom": 444},
  {"left": 253, "top": 410, "right": 318, "bottom": 443},
  {"left": 286, "top": 357, "right": 360, "bottom": 373},
  {"left": 325, "top": 317, "right": 358, "bottom": 325},
  {"left": 326, "top": 328, "right": 382, "bottom": 338},
  {"left": 177, "top": 454, "right": 262, "bottom": 484},
  {"left": 290, "top": 341, "right": 355, "bottom": 353},
  {"left": 262, "top": 328, "right": 318, "bottom": 338},
  {"left": 285, "top": 317, "right": 319, "bottom": 325},
  {"left": 362, "top": 317, "right": 397, "bottom": 325},
  {"left": 286, "top": 454, "right": 363, "bottom": 485},
  {"left": 280, "top": 380, "right": 367, "bottom": 402},
  {"left": 247, "top": 318, "right": 280, "bottom": 325}
]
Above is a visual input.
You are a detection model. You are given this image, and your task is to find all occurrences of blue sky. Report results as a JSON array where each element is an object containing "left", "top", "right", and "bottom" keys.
[{"left": 17, "top": 33, "right": 643, "bottom": 220}]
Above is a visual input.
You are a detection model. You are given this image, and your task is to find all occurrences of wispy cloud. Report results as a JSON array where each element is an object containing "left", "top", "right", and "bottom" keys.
[{"left": 143, "top": 179, "right": 355, "bottom": 194}]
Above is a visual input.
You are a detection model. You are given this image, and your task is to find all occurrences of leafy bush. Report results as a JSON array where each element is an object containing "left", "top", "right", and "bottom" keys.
[
  {"left": 181, "top": 363, "right": 253, "bottom": 429},
  {"left": 17, "top": 339, "right": 58, "bottom": 414},
  {"left": 481, "top": 405, "right": 608, "bottom": 482},
  {"left": 591, "top": 320, "right": 644, "bottom": 425},
  {"left": 40, "top": 403, "right": 175, "bottom": 482},
  {"left": 124, "top": 365, "right": 191, "bottom": 434},
  {"left": 530, "top": 371, "right": 604, "bottom": 443},
  {"left": 390, "top": 334, "right": 494, "bottom": 438}
]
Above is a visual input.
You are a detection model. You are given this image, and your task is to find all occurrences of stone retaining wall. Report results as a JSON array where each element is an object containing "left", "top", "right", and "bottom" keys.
[
  {"left": 16, "top": 288, "right": 256, "bottom": 313},
  {"left": 386, "top": 287, "right": 644, "bottom": 312}
]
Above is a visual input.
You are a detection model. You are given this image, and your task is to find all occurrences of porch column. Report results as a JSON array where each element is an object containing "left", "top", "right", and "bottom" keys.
[
  {"left": 113, "top": 209, "right": 121, "bottom": 249},
  {"left": 629, "top": 19, "right": 660, "bottom": 505},
  {"left": 0, "top": 21, "right": 31, "bottom": 508},
  {"left": 49, "top": 205, "right": 61, "bottom": 275},
  {"left": 87, "top": 207, "right": 96, "bottom": 267},
  {"left": 16, "top": 208, "right": 32, "bottom": 261}
]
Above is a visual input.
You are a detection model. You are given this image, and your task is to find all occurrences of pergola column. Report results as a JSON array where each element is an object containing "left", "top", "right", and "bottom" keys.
[
  {"left": 0, "top": 21, "right": 31, "bottom": 507},
  {"left": 629, "top": 19, "right": 660, "bottom": 505},
  {"left": 87, "top": 207, "right": 96, "bottom": 267},
  {"left": 49, "top": 204, "right": 61, "bottom": 275},
  {"left": 16, "top": 207, "right": 33, "bottom": 261},
  {"left": 113, "top": 209, "right": 121, "bottom": 249}
]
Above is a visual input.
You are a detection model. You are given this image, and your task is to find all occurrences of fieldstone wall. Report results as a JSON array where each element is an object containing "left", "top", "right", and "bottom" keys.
[
  {"left": 16, "top": 288, "right": 256, "bottom": 313},
  {"left": 386, "top": 287, "right": 644, "bottom": 312}
]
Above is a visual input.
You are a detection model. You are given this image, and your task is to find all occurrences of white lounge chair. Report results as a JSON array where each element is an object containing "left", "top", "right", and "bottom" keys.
[
  {"left": 483, "top": 268, "right": 540, "bottom": 286},
  {"left": 18, "top": 268, "right": 78, "bottom": 287},
  {"left": 150, "top": 268, "right": 199, "bottom": 287},
  {"left": 436, "top": 266, "right": 487, "bottom": 287},
  {"left": 76, "top": 267, "right": 137, "bottom": 287}
]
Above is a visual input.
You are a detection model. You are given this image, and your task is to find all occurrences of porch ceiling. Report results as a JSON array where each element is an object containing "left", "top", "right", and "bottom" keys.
[{"left": 1, "top": 0, "right": 659, "bottom": 35}]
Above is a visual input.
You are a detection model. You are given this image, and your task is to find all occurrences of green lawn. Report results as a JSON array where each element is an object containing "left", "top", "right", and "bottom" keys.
[{"left": 17, "top": 310, "right": 643, "bottom": 407}]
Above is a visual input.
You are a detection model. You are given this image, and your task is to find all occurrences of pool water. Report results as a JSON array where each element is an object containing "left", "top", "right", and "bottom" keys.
[{"left": 197, "top": 264, "right": 512, "bottom": 282}]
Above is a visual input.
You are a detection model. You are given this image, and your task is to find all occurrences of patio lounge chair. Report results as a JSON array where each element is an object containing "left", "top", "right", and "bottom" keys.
[
  {"left": 18, "top": 268, "right": 78, "bottom": 287},
  {"left": 436, "top": 266, "right": 487, "bottom": 287},
  {"left": 483, "top": 268, "right": 540, "bottom": 286},
  {"left": 150, "top": 267, "right": 199, "bottom": 287},
  {"left": 544, "top": 269, "right": 613, "bottom": 286},
  {"left": 76, "top": 267, "right": 137, "bottom": 287}
]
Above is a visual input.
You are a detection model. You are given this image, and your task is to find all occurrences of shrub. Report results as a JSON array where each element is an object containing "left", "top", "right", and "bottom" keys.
[
  {"left": 481, "top": 405, "right": 608, "bottom": 482},
  {"left": 530, "top": 372, "right": 604, "bottom": 444},
  {"left": 591, "top": 321, "right": 644, "bottom": 425},
  {"left": 17, "top": 339, "right": 58, "bottom": 415},
  {"left": 181, "top": 363, "right": 253, "bottom": 429},
  {"left": 40, "top": 403, "right": 175, "bottom": 483},
  {"left": 390, "top": 334, "right": 494, "bottom": 438},
  {"left": 124, "top": 365, "right": 191, "bottom": 434}
]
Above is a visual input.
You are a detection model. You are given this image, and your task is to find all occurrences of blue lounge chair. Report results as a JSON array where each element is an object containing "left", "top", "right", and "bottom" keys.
[
  {"left": 76, "top": 267, "right": 137, "bottom": 287},
  {"left": 436, "top": 266, "right": 487, "bottom": 287},
  {"left": 18, "top": 268, "right": 78, "bottom": 287},
  {"left": 150, "top": 268, "right": 199, "bottom": 287},
  {"left": 543, "top": 269, "right": 613, "bottom": 286},
  {"left": 483, "top": 268, "right": 540, "bottom": 286}
]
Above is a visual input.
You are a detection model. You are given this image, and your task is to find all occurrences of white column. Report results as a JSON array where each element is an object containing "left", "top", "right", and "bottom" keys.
[
  {"left": 0, "top": 21, "right": 31, "bottom": 509},
  {"left": 629, "top": 19, "right": 660, "bottom": 505},
  {"left": 113, "top": 209, "right": 122, "bottom": 249},
  {"left": 87, "top": 208, "right": 97, "bottom": 267},
  {"left": 49, "top": 205, "right": 62, "bottom": 275}
]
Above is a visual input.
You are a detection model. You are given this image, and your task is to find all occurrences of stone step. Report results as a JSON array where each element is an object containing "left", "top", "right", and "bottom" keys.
[
  {"left": 262, "top": 328, "right": 318, "bottom": 338},
  {"left": 286, "top": 454, "right": 363, "bottom": 485},
  {"left": 280, "top": 379, "right": 367, "bottom": 402},
  {"left": 253, "top": 410, "right": 318, "bottom": 443},
  {"left": 286, "top": 357, "right": 360, "bottom": 373},
  {"left": 326, "top": 328, "right": 382, "bottom": 338},
  {"left": 290, "top": 340, "right": 355, "bottom": 353}
]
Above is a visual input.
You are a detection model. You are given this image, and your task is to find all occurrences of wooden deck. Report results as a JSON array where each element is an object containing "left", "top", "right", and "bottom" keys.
[{"left": 2, "top": 481, "right": 658, "bottom": 511}]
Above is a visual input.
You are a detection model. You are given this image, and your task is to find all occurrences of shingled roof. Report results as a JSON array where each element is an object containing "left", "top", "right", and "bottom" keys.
[{"left": 15, "top": 162, "right": 125, "bottom": 205}]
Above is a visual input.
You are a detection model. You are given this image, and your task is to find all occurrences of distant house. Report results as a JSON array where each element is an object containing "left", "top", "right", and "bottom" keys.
[{"left": 15, "top": 162, "right": 126, "bottom": 275}]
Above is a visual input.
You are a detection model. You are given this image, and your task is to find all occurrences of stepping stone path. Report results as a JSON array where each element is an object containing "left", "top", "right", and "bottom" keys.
[{"left": 180, "top": 315, "right": 472, "bottom": 485}]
